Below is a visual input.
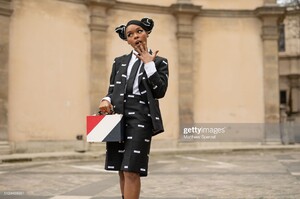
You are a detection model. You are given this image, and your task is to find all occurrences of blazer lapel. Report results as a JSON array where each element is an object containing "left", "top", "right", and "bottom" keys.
[
  {"left": 115, "top": 52, "right": 132, "bottom": 91},
  {"left": 111, "top": 52, "right": 132, "bottom": 114}
]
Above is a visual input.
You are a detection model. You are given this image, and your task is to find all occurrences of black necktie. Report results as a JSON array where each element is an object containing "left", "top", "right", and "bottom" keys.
[{"left": 126, "top": 59, "right": 141, "bottom": 94}]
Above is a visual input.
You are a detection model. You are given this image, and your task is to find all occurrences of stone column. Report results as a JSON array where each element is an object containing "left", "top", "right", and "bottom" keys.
[
  {"left": 171, "top": 2, "right": 201, "bottom": 127},
  {"left": 85, "top": 0, "right": 115, "bottom": 113},
  {"left": 0, "top": 0, "right": 13, "bottom": 154},
  {"left": 256, "top": 6, "right": 286, "bottom": 143}
]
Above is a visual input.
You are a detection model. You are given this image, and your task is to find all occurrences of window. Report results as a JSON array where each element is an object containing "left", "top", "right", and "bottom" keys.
[
  {"left": 280, "top": 90, "right": 287, "bottom": 104},
  {"left": 278, "top": 23, "right": 285, "bottom": 52}
]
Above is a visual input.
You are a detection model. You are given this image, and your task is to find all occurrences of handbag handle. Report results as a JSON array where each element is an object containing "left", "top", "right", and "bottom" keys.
[{"left": 98, "top": 110, "right": 115, "bottom": 115}]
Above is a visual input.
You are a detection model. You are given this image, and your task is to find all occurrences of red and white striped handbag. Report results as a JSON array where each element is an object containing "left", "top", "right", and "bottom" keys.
[{"left": 86, "top": 113, "right": 124, "bottom": 142}]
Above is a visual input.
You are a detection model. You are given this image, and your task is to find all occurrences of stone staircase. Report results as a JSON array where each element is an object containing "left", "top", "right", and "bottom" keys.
[{"left": 0, "top": 141, "right": 11, "bottom": 154}]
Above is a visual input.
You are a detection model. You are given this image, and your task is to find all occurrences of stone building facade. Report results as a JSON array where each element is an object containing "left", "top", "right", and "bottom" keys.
[
  {"left": 0, "top": 0, "right": 290, "bottom": 154},
  {"left": 279, "top": 7, "right": 300, "bottom": 123}
]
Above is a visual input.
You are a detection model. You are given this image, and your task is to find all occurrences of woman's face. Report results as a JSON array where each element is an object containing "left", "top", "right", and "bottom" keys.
[{"left": 125, "top": 24, "right": 148, "bottom": 50}]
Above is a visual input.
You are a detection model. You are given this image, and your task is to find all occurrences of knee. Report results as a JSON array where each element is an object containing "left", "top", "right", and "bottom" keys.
[{"left": 123, "top": 171, "right": 140, "bottom": 181}]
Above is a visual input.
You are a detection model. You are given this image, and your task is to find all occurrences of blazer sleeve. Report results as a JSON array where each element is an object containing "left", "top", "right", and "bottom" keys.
[
  {"left": 147, "top": 57, "right": 169, "bottom": 99},
  {"left": 106, "top": 58, "right": 118, "bottom": 99}
]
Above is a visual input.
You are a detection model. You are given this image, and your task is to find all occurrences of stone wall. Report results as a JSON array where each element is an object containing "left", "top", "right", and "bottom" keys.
[
  {"left": 8, "top": 0, "right": 90, "bottom": 150},
  {"left": 0, "top": 0, "right": 13, "bottom": 154},
  {"left": 2, "top": 0, "right": 286, "bottom": 153}
]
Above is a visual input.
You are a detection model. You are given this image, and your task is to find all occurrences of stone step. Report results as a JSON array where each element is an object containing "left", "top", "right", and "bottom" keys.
[{"left": 0, "top": 141, "right": 11, "bottom": 155}]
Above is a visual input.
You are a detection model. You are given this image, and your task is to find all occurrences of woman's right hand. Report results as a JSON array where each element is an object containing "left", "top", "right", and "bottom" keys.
[{"left": 99, "top": 100, "right": 113, "bottom": 114}]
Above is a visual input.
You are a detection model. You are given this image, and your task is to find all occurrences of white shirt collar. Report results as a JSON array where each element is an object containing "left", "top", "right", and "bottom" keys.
[{"left": 132, "top": 50, "right": 138, "bottom": 60}]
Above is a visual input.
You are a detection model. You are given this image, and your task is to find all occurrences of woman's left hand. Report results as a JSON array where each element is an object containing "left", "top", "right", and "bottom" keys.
[{"left": 134, "top": 42, "right": 159, "bottom": 64}]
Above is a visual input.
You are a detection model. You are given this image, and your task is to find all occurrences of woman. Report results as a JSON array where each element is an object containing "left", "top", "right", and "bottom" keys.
[{"left": 99, "top": 17, "right": 169, "bottom": 199}]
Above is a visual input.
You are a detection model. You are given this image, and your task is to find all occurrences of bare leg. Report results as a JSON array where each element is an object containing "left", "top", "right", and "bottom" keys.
[
  {"left": 119, "top": 171, "right": 125, "bottom": 197},
  {"left": 123, "top": 171, "right": 141, "bottom": 199}
]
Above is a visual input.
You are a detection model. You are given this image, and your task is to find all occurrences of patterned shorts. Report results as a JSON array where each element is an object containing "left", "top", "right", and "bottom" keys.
[{"left": 105, "top": 94, "right": 153, "bottom": 177}]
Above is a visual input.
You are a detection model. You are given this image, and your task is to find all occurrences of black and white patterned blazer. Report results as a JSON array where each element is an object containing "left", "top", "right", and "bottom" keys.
[{"left": 106, "top": 51, "right": 169, "bottom": 136}]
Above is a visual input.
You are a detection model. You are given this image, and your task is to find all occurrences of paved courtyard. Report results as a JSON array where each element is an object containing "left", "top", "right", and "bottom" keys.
[{"left": 0, "top": 150, "right": 300, "bottom": 199}]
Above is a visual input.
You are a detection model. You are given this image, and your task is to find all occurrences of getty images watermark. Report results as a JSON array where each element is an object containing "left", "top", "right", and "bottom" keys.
[
  {"left": 183, "top": 126, "right": 226, "bottom": 140},
  {"left": 180, "top": 123, "right": 273, "bottom": 142}
]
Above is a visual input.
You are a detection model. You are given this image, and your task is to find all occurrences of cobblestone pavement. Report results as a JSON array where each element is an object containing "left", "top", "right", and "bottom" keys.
[{"left": 0, "top": 150, "right": 300, "bottom": 199}]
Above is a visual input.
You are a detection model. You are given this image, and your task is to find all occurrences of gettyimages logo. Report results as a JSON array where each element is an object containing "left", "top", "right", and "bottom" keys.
[
  {"left": 181, "top": 123, "right": 271, "bottom": 142},
  {"left": 182, "top": 126, "right": 226, "bottom": 141}
]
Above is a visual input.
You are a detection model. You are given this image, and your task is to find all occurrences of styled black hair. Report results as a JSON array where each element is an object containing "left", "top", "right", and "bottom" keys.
[{"left": 115, "top": 17, "right": 154, "bottom": 40}]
